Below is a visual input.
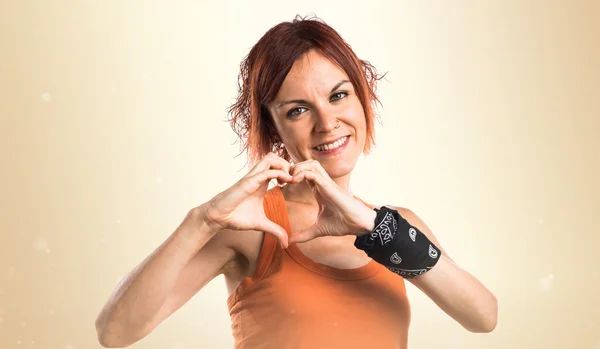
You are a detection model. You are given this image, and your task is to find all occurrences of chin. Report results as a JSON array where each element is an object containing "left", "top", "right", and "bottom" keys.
[{"left": 322, "top": 155, "right": 358, "bottom": 179}]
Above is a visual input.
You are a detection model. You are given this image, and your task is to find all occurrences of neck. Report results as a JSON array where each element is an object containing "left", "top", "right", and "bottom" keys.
[{"left": 282, "top": 173, "right": 353, "bottom": 206}]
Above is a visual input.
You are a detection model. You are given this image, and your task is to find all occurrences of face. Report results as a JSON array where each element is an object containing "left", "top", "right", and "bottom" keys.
[{"left": 268, "top": 50, "right": 367, "bottom": 179}]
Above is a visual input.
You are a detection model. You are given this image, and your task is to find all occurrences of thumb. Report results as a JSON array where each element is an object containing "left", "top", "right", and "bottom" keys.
[
  {"left": 289, "top": 224, "right": 318, "bottom": 244},
  {"left": 256, "top": 219, "right": 289, "bottom": 249}
]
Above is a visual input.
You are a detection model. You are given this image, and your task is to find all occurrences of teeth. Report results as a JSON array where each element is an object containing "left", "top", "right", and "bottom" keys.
[{"left": 316, "top": 136, "right": 347, "bottom": 151}]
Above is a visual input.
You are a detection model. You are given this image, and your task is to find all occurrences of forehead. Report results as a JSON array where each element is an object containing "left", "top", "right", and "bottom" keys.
[{"left": 277, "top": 50, "right": 349, "bottom": 96}]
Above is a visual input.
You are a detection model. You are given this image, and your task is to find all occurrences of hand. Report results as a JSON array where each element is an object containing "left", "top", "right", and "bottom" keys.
[
  {"left": 202, "top": 153, "right": 293, "bottom": 248},
  {"left": 287, "top": 160, "right": 377, "bottom": 244}
]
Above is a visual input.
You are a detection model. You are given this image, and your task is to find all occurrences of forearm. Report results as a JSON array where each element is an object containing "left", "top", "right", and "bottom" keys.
[
  {"left": 95, "top": 207, "right": 215, "bottom": 346},
  {"left": 410, "top": 255, "right": 498, "bottom": 332},
  {"left": 354, "top": 204, "right": 497, "bottom": 332}
]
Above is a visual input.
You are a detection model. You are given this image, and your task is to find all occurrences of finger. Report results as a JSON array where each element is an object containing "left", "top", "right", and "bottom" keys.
[
  {"left": 290, "top": 159, "right": 328, "bottom": 178},
  {"left": 237, "top": 169, "right": 292, "bottom": 198},
  {"left": 267, "top": 154, "right": 292, "bottom": 174},
  {"left": 246, "top": 153, "right": 270, "bottom": 176},
  {"left": 305, "top": 160, "right": 328, "bottom": 177},
  {"left": 248, "top": 152, "right": 291, "bottom": 177},
  {"left": 289, "top": 225, "right": 318, "bottom": 244},
  {"left": 253, "top": 169, "right": 293, "bottom": 185},
  {"left": 255, "top": 219, "right": 289, "bottom": 249},
  {"left": 289, "top": 159, "right": 315, "bottom": 177},
  {"left": 246, "top": 169, "right": 292, "bottom": 191},
  {"left": 290, "top": 168, "right": 323, "bottom": 186}
]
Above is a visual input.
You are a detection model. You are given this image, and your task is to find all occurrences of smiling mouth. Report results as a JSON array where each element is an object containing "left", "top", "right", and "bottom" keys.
[{"left": 313, "top": 136, "right": 349, "bottom": 152}]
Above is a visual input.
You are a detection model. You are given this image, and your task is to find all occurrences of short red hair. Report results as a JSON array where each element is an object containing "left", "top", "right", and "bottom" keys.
[{"left": 227, "top": 15, "right": 385, "bottom": 165}]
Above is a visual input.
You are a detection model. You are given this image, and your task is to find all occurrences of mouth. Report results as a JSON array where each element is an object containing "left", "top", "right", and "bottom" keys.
[{"left": 312, "top": 136, "right": 350, "bottom": 154}]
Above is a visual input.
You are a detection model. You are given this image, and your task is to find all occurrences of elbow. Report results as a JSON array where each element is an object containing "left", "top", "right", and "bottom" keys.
[
  {"left": 470, "top": 317, "right": 497, "bottom": 333},
  {"left": 97, "top": 337, "right": 126, "bottom": 349},
  {"left": 94, "top": 306, "right": 157, "bottom": 348},
  {"left": 96, "top": 330, "right": 123, "bottom": 348},
  {"left": 95, "top": 320, "right": 140, "bottom": 348},
  {"left": 466, "top": 295, "right": 498, "bottom": 333},
  {"left": 96, "top": 326, "right": 127, "bottom": 348}
]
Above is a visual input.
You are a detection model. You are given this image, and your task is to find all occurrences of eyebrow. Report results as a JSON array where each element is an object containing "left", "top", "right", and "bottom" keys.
[{"left": 275, "top": 79, "right": 351, "bottom": 109}]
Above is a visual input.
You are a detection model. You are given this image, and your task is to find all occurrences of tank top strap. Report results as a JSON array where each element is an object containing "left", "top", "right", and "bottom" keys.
[
  {"left": 263, "top": 185, "right": 289, "bottom": 231},
  {"left": 249, "top": 186, "right": 288, "bottom": 281},
  {"left": 251, "top": 186, "right": 376, "bottom": 281}
]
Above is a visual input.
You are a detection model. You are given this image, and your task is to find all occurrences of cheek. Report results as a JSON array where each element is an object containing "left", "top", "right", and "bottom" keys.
[
  {"left": 279, "top": 127, "right": 311, "bottom": 156},
  {"left": 347, "top": 101, "right": 367, "bottom": 138},
  {"left": 345, "top": 96, "right": 365, "bottom": 118}
]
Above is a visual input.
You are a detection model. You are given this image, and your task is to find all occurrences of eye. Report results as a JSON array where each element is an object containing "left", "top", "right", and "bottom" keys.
[
  {"left": 330, "top": 92, "right": 348, "bottom": 102},
  {"left": 287, "top": 106, "right": 307, "bottom": 118}
]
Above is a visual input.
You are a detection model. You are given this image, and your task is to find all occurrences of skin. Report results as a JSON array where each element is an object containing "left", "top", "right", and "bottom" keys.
[
  {"left": 266, "top": 49, "right": 381, "bottom": 267},
  {"left": 266, "top": 50, "right": 498, "bottom": 333},
  {"left": 94, "top": 49, "right": 497, "bottom": 349},
  {"left": 269, "top": 50, "right": 366, "bottom": 188}
]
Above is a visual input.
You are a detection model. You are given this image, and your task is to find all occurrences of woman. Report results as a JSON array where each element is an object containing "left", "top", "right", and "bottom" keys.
[{"left": 95, "top": 16, "right": 497, "bottom": 349}]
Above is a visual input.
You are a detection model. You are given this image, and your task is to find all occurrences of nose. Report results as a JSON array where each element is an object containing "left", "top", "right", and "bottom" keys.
[{"left": 313, "top": 108, "right": 339, "bottom": 133}]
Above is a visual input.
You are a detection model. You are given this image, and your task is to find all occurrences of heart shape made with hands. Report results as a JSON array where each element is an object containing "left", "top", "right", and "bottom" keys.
[
  {"left": 206, "top": 154, "right": 374, "bottom": 250},
  {"left": 284, "top": 159, "right": 376, "bottom": 245}
]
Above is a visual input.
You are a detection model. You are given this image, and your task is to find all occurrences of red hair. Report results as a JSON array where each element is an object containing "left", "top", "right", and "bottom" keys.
[{"left": 227, "top": 15, "right": 385, "bottom": 165}]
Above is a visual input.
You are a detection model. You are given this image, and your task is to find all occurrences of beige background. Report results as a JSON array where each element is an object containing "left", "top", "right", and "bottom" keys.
[{"left": 1, "top": 1, "right": 599, "bottom": 348}]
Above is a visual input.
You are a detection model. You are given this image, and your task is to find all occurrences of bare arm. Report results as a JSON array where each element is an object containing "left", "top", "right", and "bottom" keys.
[
  {"left": 95, "top": 207, "right": 237, "bottom": 348},
  {"left": 95, "top": 153, "right": 293, "bottom": 348},
  {"left": 396, "top": 207, "right": 498, "bottom": 333}
]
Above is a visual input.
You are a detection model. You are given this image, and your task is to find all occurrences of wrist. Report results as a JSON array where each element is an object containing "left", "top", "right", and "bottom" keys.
[
  {"left": 354, "top": 206, "right": 442, "bottom": 279},
  {"left": 168, "top": 207, "right": 221, "bottom": 254},
  {"left": 186, "top": 204, "right": 223, "bottom": 237},
  {"left": 355, "top": 207, "right": 377, "bottom": 236}
]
